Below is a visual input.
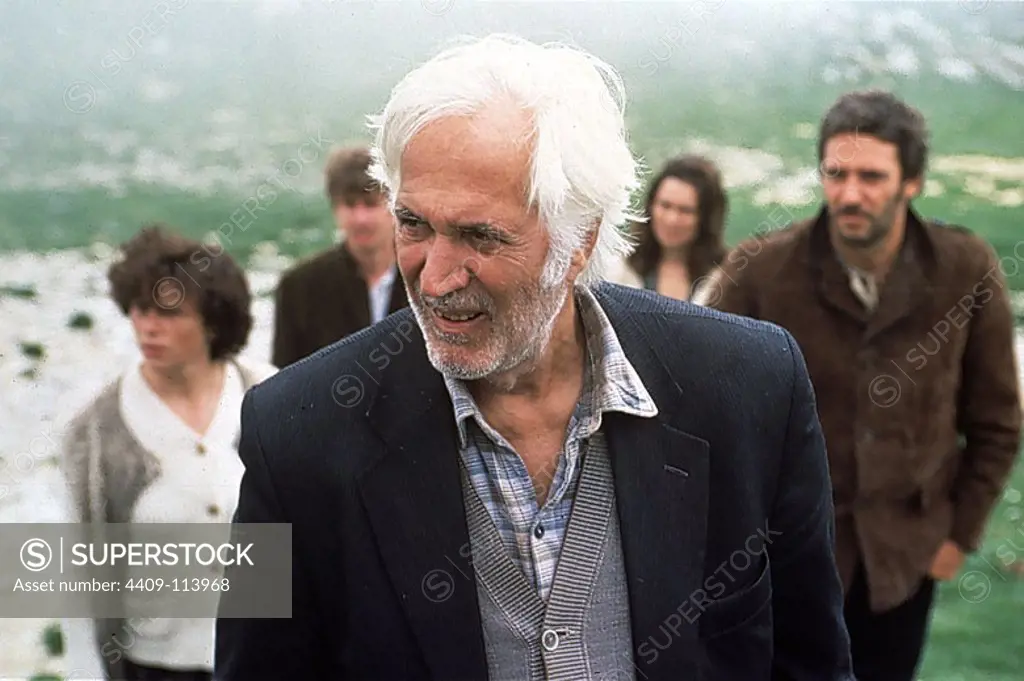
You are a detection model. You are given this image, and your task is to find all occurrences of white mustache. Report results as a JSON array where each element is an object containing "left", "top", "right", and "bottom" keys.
[{"left": 419, "top": 291, "right": 495, "bottom": 316}]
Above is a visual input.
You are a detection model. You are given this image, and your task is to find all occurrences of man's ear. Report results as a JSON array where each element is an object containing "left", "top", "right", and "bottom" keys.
[
  {"left": 902, "top": 176, "right": 923, "bottom": 201},
  {"left": 570, "top": 218, "right": 601, "bottom": 271}
]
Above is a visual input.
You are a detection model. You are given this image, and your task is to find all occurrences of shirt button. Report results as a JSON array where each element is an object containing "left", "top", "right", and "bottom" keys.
[
  {"left": 206, "top": 504, "right": 220, "bottom": 517},
  {"left": 541, "top": 629, "right": 560, "bottom": 651},
  {"left": 196, "top": 443, "right": 207, "bottom": 455},
  {"left": 534, "top": 524, "right": 545, "bottom": 539}
]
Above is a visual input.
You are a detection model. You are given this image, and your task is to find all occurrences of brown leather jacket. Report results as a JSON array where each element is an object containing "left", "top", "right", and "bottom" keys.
[{"left": 702, "top": 207, "right": 1021, "bottom": 612}]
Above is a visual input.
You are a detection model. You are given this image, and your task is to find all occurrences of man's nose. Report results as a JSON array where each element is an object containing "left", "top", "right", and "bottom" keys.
[
  {"left": 418, "top": 236, "right": 472, "bottom": 297},
  {"left": 837, "top": 177, "right": 864, "bottom": 206}
]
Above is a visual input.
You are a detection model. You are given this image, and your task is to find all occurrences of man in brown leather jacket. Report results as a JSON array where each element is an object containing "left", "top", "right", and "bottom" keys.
[
  {"left": 272, "top": 146, "right": 407, "bottom": 367},
  {"left": 696, "top": 90, "right": 1021, "bottom": 681}
]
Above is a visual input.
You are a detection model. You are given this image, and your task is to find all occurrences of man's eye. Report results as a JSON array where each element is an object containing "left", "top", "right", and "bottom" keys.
[
  {"left": 470, "top": 230, "right": 503, "bottom": 255},
  {"left": 398, "top": 217, "right": 428, "bottom": 234}
]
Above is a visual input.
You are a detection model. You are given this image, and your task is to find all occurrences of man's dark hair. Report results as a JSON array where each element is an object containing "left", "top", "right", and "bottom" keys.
[
  {"left": 108, "top": 224, "right": 253, "bottom": 361},
  {"left": 627, "top": 154, "right": 728, "bottom": 283},
  {"left": 818, "top": 89, "right": 930, "bottom": 181},
  {"left": 324, "top": 146, "right": 383, "bottom": 207}
]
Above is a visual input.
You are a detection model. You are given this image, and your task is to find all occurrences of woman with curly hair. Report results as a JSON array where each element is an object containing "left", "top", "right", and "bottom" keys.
[
  {"left": 624, "top": 154, "right": 729, "bottom": 301},
  {"left": 58, "top": 225, "right": 276, "bottom": 681}
]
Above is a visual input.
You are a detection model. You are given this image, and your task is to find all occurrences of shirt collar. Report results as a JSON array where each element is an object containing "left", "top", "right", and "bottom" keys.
[
  {"left": 380, "top": 264, "right": 397, "bottom": 287},
  {"left": 442, "top": 284, "right": 659, "bottom": 449}
]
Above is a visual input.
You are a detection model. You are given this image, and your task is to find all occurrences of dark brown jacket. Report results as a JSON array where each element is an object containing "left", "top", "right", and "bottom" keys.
[
  {"left": 272, "top": 243, "right": 408, "bottom": 368},
  {"left": 703, "top": 207, "right": 1021, "bottom": 612}
]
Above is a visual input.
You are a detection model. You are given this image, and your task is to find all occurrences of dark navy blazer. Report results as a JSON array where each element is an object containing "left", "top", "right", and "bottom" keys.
[{"left": 216, "top": 282, "right": 854, "bottom": 681}]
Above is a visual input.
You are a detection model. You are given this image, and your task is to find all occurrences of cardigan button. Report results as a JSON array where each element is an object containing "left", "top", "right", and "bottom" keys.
[{"left": 542, "top": 629, "right": 560, "bottom": 652}]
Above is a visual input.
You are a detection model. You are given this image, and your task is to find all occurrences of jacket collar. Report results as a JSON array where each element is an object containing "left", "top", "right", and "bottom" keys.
[
  {"left": 440, "top": 285, "right": 659, "bottom": 450},
  {"left": 806, "top": 205, "right": 936, "bottom": 340}
]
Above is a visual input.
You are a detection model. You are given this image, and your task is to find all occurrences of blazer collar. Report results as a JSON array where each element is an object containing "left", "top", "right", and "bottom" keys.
[
  {"left": 358, "top": 314, "right": 487, "bottom": 680},
  {"left": 335, "top": 242, "right": 410, "bottom": 325},
  {"left": 358, "top": 290, "right": 711, "bottom": 680}
]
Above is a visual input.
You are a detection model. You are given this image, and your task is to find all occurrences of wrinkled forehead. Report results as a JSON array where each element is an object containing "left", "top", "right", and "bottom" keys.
[
  {"left": 402, "top": 109, "right": 533, "bottom": 185},
  {"left": 398, "top": 113, "right": 536, "bottom": 225}
]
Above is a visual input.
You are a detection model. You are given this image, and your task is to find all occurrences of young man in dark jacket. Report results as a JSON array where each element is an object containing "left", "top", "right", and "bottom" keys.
[{"left": 272, "top": 146, "right": 407, "bottom": 367}]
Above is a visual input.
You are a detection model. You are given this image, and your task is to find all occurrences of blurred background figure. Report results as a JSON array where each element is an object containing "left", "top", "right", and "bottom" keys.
[
  {"left": 702, "top": 90, "right": 1022, "bottom": 681},
  {"left": 57, "top": 226, "right": 276, "bottom": 681},
  {"left": 623, "top": 154, "right": 729, "bottom": 301},
  {"left": 271, "top": 146, "right": 407, "bottom": 367}
]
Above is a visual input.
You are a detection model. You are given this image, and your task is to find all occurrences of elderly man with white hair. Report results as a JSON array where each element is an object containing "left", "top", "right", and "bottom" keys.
[{"left": 215, "top": 34, "right": 854, "bottom": 681}]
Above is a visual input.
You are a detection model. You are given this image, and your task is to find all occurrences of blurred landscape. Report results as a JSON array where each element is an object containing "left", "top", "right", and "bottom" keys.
[
  {"left": 1, "top": 1, "right": 1022, "bottom": 270},
  {"left": 0, "top": 1, "right": 1022, "bottom": 679}
]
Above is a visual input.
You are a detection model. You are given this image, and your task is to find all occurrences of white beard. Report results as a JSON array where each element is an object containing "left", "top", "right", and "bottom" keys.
[{"left": 407, "top": 253, "right": 573, "bottom": 381}]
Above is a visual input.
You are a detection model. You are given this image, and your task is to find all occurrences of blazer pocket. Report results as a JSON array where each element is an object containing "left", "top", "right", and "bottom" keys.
[{"left": 699, "top": 553, "right": 772, "bottom": 640}]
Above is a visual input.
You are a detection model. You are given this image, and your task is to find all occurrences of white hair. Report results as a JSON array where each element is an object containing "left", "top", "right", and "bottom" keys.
[{"left": 366, "top": 33, "right": 643, "bottom": 287}]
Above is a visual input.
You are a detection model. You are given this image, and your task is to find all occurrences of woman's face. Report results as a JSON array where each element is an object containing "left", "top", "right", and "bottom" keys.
[
  {"left": 650, "top": 177, "right": 700, "bottom": 251},
  {"left": 130, "top": 292, "right": 210, "bottom": 369}
]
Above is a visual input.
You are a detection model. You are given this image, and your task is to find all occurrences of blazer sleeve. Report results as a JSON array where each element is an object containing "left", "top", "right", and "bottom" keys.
[
  {"left": 769, "top": 331, "right": 855, "bottom": 681},
  {"left": 214, "top": 388, "right": 328, "bottom": 680},
  {"left": 950, "top": 242, "right": 1023, "bottom": 551}
]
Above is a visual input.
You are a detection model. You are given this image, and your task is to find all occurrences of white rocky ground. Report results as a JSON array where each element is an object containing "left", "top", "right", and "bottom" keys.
[
  {"left": 0, "top": 246, "right": 282, "bottom": 681},
  {"left": 1, "top": 246, "right": 1022, "bottom": 680}
]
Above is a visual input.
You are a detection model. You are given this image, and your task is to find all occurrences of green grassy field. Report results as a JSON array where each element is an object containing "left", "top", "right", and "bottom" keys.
[
  {"left": 918, "top": 451, "right": 1024, "bottom": 681},
  {"left": 2, "top": 74, "right": 1019, "bottom": 291}
]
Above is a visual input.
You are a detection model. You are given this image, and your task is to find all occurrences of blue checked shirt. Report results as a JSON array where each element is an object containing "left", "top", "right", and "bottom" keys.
[{"left": 442, "top": 285, "right": 659, "bottom": 601}]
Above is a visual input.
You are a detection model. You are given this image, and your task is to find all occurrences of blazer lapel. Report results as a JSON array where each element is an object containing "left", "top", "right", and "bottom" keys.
[
  {"left": 606, "top": 413, "right": 709, "bottom": 680},
  {"left": 334, "top": 243, "right": 372, "bottom": 333},
  {"left": 310, "top": 244, "right": 361, "bottom": 343},
  {"left": 358, "top": 320, "right": 487, "bottom": 680},
  {"left": 595, "top": 288, "right": 710, "bottom": 680}
]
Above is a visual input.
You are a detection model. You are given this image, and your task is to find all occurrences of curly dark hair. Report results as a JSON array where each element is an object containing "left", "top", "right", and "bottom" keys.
[
  {"left": 818, "top": 89, "right": 930, "bottom": 181},
  {"left": 627, "top": 154, "right": 728, "bottom": 284},
  {"left": 107, "top": 224, "right": 253, "bottom": 361}
]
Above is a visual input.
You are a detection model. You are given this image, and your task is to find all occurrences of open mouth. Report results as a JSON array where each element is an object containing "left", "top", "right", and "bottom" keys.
[{"left": 432, "top": 308, "right": 486, "bottom": 331}]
